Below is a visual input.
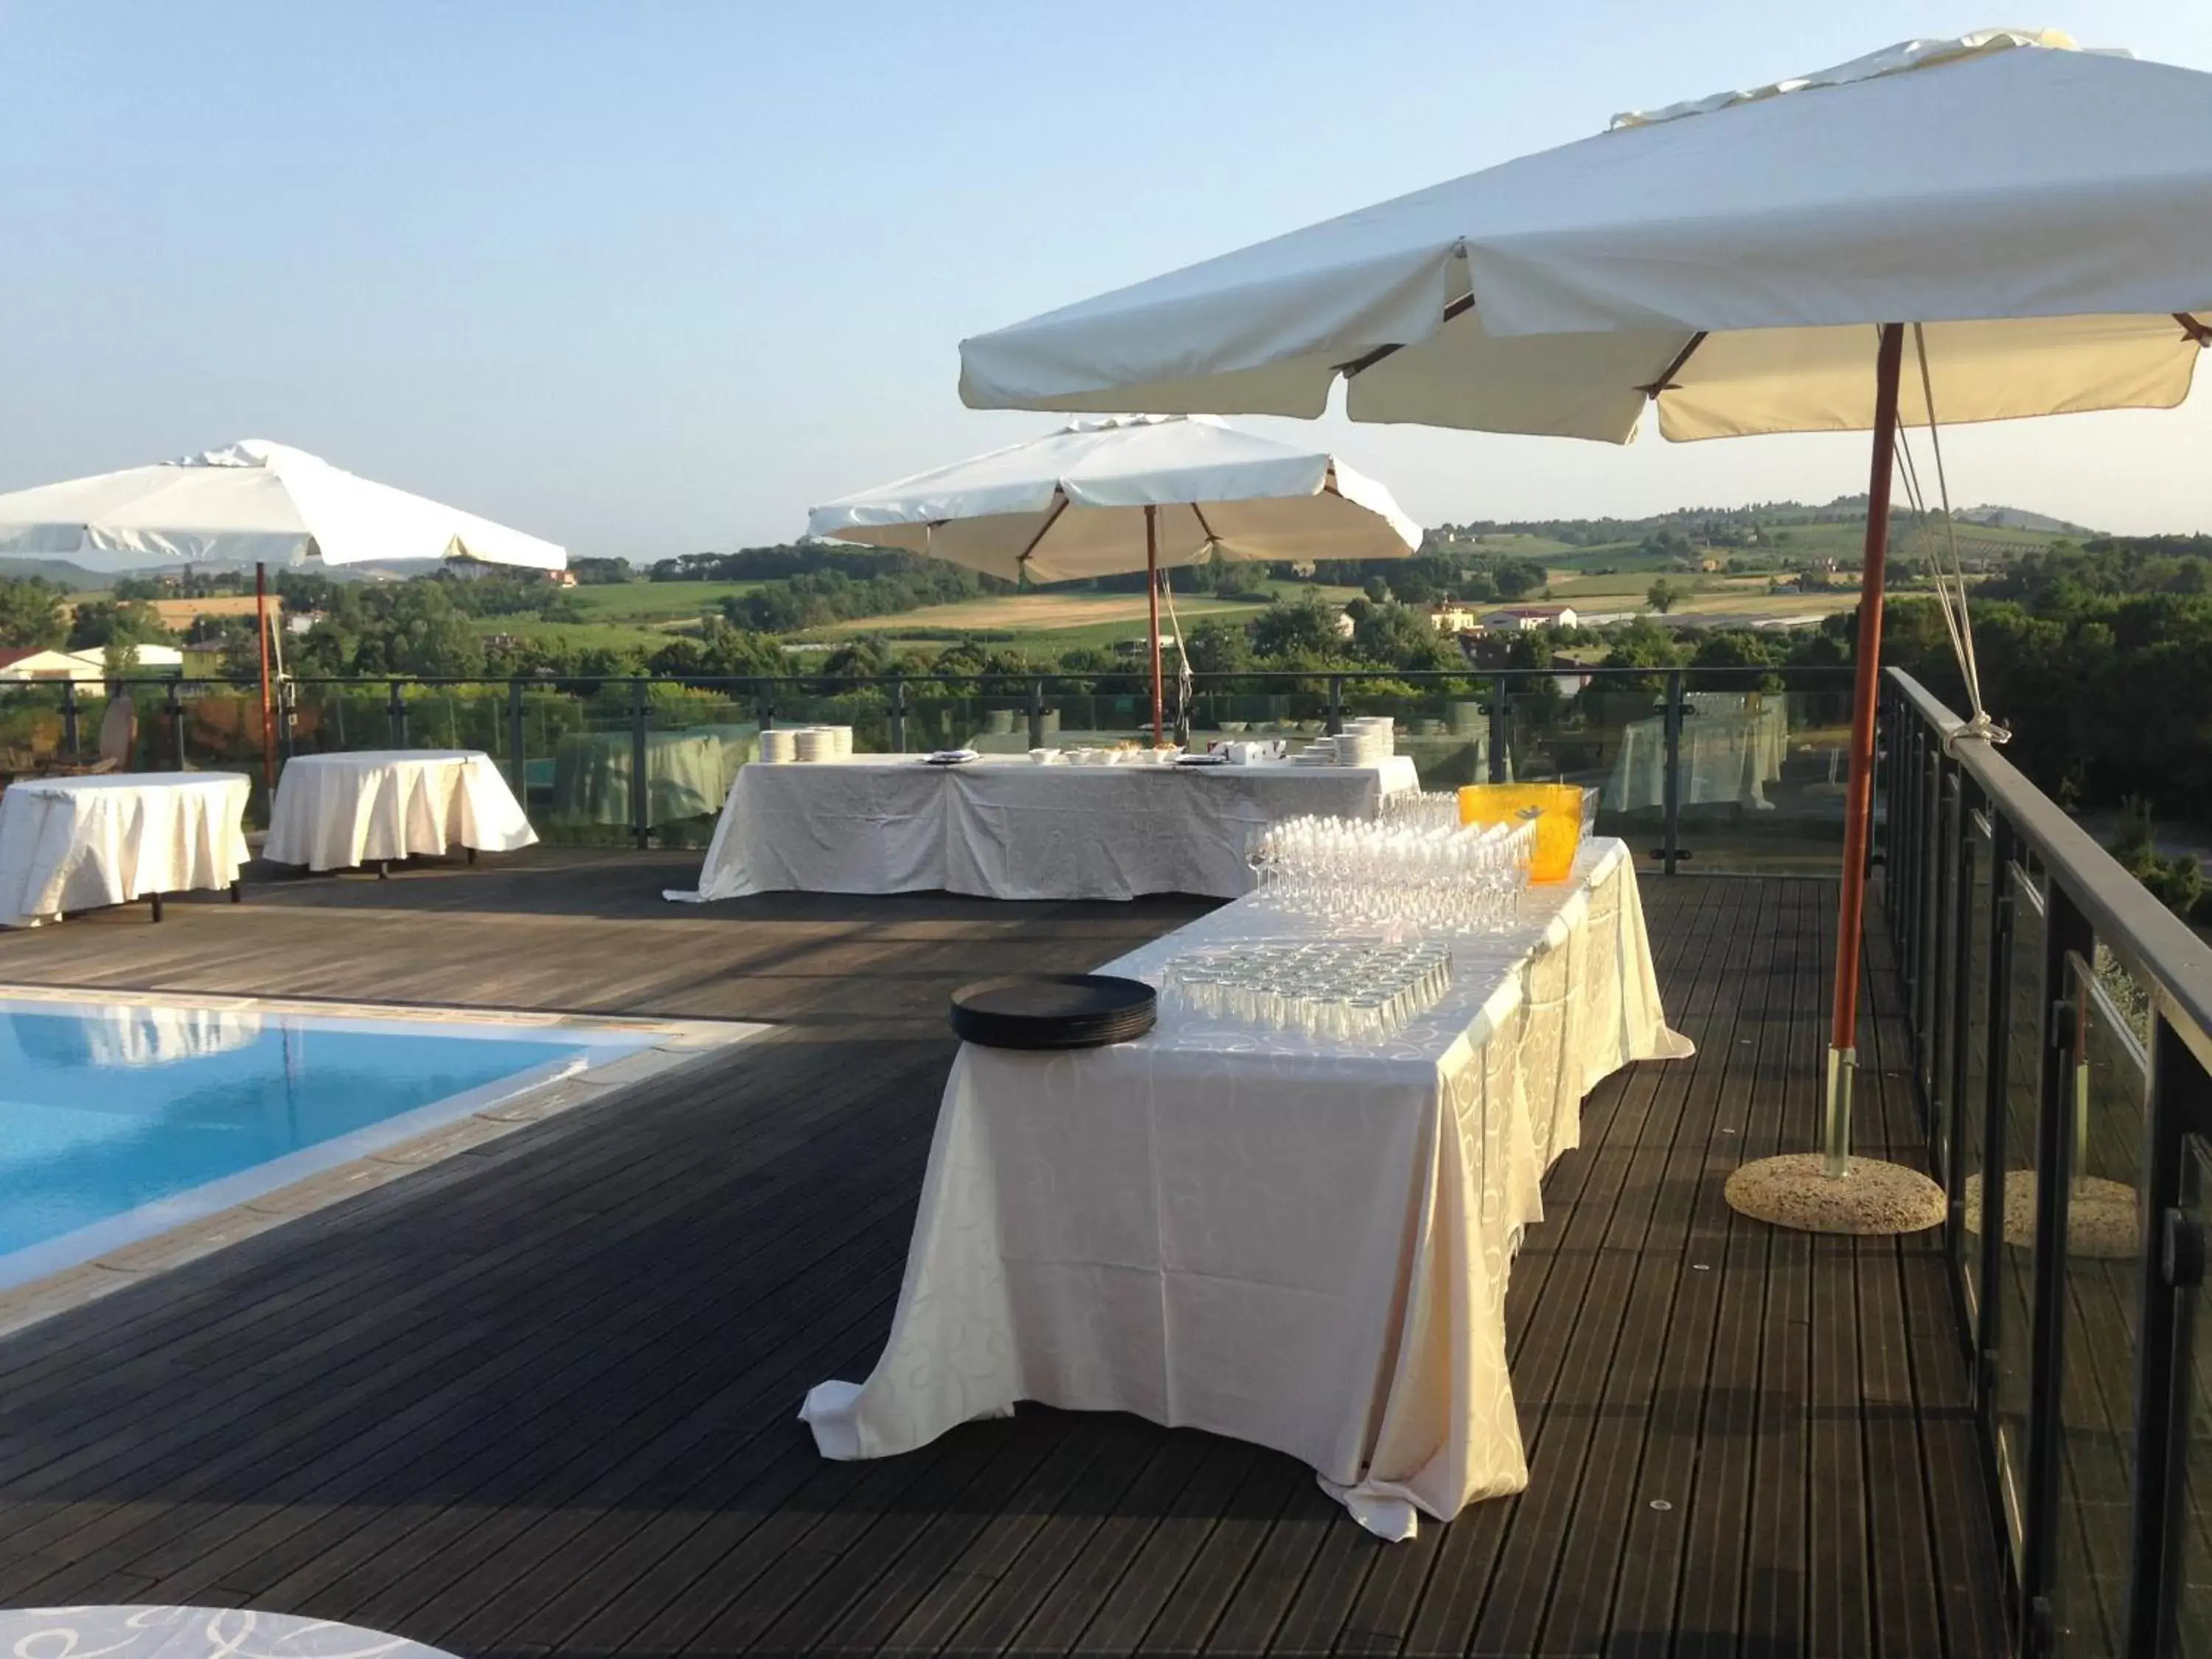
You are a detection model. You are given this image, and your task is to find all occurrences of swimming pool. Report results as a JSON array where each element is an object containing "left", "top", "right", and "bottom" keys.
[{"left": 0, "top": 993, "right": 689, "bottom": 1293}]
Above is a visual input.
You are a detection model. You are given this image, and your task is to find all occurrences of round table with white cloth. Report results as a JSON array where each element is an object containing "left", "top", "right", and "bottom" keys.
[
  {"left": 0, "top": 772, "right": 250, "bottom": 928},
  {"left": 0, "top": 1607, "right": 460, "bottom": 1659},
  {"left": 262, "top": 751, "right": 538, "bottom": 872}
]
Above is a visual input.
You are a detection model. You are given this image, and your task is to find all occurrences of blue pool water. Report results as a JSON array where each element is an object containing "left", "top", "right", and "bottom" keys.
[{"left": 0, "top": 997, "right": 653, "bottom": 1285}]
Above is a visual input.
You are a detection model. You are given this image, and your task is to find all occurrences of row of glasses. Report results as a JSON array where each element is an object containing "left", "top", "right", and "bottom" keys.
[
  {"left": 1161, "top": 939, "right": 1453, "bottom": 1041},
  {"left": 1245, "top": 813, "right": 1535, "bottom": 935},
  {"left": 1378, "top": 790, "right": 1465, "bottom": 833}
]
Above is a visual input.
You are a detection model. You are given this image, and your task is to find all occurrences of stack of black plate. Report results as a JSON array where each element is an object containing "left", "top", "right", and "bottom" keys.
[{"left": 949, "top": 974, "right": 1157, "bottom": 1049}]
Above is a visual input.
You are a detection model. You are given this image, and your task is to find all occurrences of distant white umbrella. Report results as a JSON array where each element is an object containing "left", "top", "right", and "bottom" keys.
[
  {"left": 955, "top": 29, "right": 2212, "bottom": 1231},
  {"left": 807, "top": 414, "right": 1422, "bottom": 740},
  {"left": 0, "top": 439, "right": 566, "bottom": 572},
  {"left": 0, "top": 439, "right": 567, "bottom": 785}
]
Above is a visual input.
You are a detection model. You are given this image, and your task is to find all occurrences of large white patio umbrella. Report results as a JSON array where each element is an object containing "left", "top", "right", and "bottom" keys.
[
  {"left": 807, "top": 414, "right": 1422, "bottom": 742},
  {"left": 955, "top": 29, "right": 2212, "bottom": 1232},
  {"left": 0, "top": 439, "right": 567, "bottom": 784}
]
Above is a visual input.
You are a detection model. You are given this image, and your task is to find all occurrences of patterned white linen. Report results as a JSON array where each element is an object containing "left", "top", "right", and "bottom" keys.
[
  {"left": 262, "top": 751, "right": 536, "bottom": 872},
  {"left": 801, "top": 839, "right": 1693, "bottom": 1538},
  {"left": 0, "top": 773, "right": 249, "bottom": 928},
  {"left": 0, "top": 1606, "right": 459, "bottom": 1659},
  {"left": 668, "top": 754, "right": 1421, "bottom": 902},
  {"left": 1601, "top": 703, "right": 1788, "bottom": 812}
]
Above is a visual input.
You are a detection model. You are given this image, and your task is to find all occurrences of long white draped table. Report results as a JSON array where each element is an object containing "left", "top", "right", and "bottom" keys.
[
  {"left": 1601, "top": 701, "right": 1788, "bottom": 812},
  {"left": 0, "top": 773, "right": 251, "bottom": 928},
  {"left": 801, "top": 838, "right": 1694, "bottom": 1538},
  {"left": 668, "top": 754, "right": 1422, "bottom": 902},
  {"left": 263, "top": 750, "right": 538, "bottom": 872}
]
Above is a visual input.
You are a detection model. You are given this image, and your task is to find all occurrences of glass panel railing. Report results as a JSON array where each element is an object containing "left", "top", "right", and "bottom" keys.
[
  {"left": 2174, "top": 1137, "right": 2212, "bottom": 1652},
  {"left": 1994, "top": 860, "right": 2048, "bottom": 1565},
  {"left": 1958, "top": 811, "right": 1996, "bottom": 1324},
  {"left": 2048, "top": 953, "right": 2151, "bottom": 1657}
]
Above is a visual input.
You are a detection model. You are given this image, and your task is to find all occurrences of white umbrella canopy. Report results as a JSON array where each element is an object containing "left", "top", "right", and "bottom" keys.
[
  {"left": 958, "top": 30, "right": 2212, "bottom": 442},
  {"left": 806, "top": 414, "right": 1422, "bottom": 584},
  {"left": 957, "top": 27, "right": 2212, "bottom": 1228},
  {"left": 0, "top": 439, "right": 566, "bottom": 573}
]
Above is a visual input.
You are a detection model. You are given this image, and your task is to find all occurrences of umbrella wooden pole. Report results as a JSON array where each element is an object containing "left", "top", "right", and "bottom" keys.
[
  {"left": 1825, "top": 321, "right": 1907, "bottom": 1178},
  {"left": 256, "top": 560, "right": 275, "bottom": 789},
  {"left": 1145, "top": 504, "right": 1164, "bottom": 745}
]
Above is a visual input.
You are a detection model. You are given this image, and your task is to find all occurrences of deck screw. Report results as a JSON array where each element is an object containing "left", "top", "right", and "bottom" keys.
[
  {"left": 1691, "top": 1263, "right": 1711, "bottom": 1272},
  {"left": 1719, "top": 1127, "right": 1736, "bottom": 1135},
  {"left": 1649, "top": 1499, "right": 1674, "bottom": 1512}
]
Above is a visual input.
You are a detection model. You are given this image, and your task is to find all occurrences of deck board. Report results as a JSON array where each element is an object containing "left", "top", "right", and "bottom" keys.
[{"left": 0, "top": 851, "right": 2007, "bottom": 1656}]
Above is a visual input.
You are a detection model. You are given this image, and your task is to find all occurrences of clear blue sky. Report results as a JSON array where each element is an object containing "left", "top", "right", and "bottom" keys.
[{"left": 3, "top": 1, "right": 2208, "bottom": 560}]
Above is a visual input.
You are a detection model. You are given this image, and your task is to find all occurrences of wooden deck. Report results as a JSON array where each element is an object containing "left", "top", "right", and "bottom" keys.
[{"left": 0, "top": 853, "right": 2009, "bottom": 1658}]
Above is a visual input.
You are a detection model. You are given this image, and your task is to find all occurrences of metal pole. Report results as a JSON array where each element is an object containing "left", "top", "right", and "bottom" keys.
[
  {"left": 889, "top": 676, "right": 906, "bottom": 754},
  {"left": 1662, "top": 667, "right": 1683, "bottom": 875},
  {"left": 388, "top": 680, "right": 408, "bottom": 748},
  {"left": 1488, "top": 679, "right": 1509, "bottom": 783},
  {"left": 1028, "top": 675, "right": 1044, "bottom": 749},
  {"left": 507, "top": 679, "right": 526, "bottom": 795},
  {"left": 630, "top": 677, "right": 650, "bottom": 849},
  {"left": 256, "top": 561, "right": 275, "bottom": 789},
  {"left": 1325, "top": 676, "right": 1344, "bottom": 737},
  {"left": 166, "top": 678, "right": 184, "bottom": 771},
  {"left": 1145, "top": 504, "right": 1164, "bottom": 745},
  {"left": 1824, "top": 321, "right": 1907, "bottom": 1179},
  {"left": 60, "top": 679, "right": 78, "bottom": 755}
]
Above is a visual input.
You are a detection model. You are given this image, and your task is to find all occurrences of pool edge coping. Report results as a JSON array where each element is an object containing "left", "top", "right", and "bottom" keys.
[{"left": 0, "top": 985, "right": 765, "bottom": 1341}]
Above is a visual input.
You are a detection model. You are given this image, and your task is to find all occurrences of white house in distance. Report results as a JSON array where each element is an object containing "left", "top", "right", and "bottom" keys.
[
  {"left": 1482, "top": 605, "right": 1579, "bottom": 632},
  {"left": 1428, "top": 602, "right": 1481, "bottom": 632},
  {"left": 0, "top": 643, "right": 186, "bottom": 683}
]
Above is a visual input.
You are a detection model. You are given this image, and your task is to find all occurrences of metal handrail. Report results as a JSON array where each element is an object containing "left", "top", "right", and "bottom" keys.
[{"left": 1888, "top": 667, "right": 2212, "bottom": 1074}]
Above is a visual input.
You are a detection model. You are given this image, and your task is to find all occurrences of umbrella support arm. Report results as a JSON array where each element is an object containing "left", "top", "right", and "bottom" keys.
[{"left": 1826, "top": 321, "right": 1907, "bottom": 1179}]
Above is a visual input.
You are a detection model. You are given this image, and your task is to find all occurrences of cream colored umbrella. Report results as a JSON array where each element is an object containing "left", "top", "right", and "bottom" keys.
[
  {"left": 807, "top": 414, "right": 1421, "bottom": 742},
  {"left": 955, "top": 29, "right": 2212, "bottom": 1234}
]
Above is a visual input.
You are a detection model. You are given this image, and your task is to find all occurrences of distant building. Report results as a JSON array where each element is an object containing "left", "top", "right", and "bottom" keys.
[
  {"left": 1483, "top": 605, "right": 1579, "bottom": 632},
  {"left": 0, "top": 644, "right": 184, "bottom": 684},
  {"left": 285, "top": 611, "right": 327, "bottom": 636},
  {"left": 546, "top": 568, "right": 579, "bottom": 588},
  {"left": 1428, "top": 602, "right": 1480, "bottom": 632}
]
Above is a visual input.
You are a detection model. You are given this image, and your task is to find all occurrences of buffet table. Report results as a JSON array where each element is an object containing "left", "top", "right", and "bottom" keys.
[
  {"left": 1601, "top": 700, "right": 1787, "bottom": 812},
  {"left": 0, "top": 773, "right": 251, "bottom": 928},
  {"left": 264, "top": 750, "right": 538, "bottom": 872},
  {"left": 801, "top": 838, "right": 1692, "bottom": 1537},
  {"left": 669, "top": 754, "right": 1422, "bottom": 902}
]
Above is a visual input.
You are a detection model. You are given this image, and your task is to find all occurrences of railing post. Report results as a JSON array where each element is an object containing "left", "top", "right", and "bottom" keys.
[
  {"left": 630, "top": 677, "right": 650, "bottom": 850},
  {"left": 1662, "top": 668, "right": 1684, "bottom": 876},
  {"left": 1488, "top": 679, "right": 1509, "bottom": 785},
  {"left": 1028, "top": 675, "right": 1044, "bottom": 749},
  {"left": 387, "top": 680, "right": 408, "bottom": 748},
  {"left": 1325, "top": 676, "right": 1344, "bottom": 737},
  {"left": 507, "top": 679, "right": 526, "bottom": 795},
  {"left": 1943, "top": 772, "right": 1978, "bottom": 1202},
  {"left": 60, "top": 679, "right": 79, "bottom": 754},
  {"left": 166, "top": 680, "right": 184, "bottom": 770},
  {"left": 278, "top": 678, "right": 296, "bottom": 763},
  {"left": 889, "top": 675, "right": 906, "bottom": 754}
]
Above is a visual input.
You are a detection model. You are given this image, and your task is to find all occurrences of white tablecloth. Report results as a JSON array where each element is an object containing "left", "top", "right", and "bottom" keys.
[
  {"left": 263, "top": 751, "right": 538, "bottom": 872},
  {"left": 1601, "top": 703, "right": 1787, "bottom": 812},
  {"left": 667, "top": 754, "right": 1422, "bottom": 902},
  {"left": 800, "top": 840, "right": 1693, "bottom": 1538},
  {"left": 0, "top": 773, "right": 251, "bottom": 928}
]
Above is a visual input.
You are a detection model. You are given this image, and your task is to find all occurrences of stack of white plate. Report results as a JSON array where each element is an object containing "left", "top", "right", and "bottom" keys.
[
  {"left": 821, "top": 723, "right": 854, "bottom": 758},
  {"left": 794, "top": 728, "right": 836, "bottom": 762},
  {"left": 1293, "top": 737, "right": 1340, "bottom": 766},
  {"left": 759, "top": 729, "right": 797, "bottom": 763}
]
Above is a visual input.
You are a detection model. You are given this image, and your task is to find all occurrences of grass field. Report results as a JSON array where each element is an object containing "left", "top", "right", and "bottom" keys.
[{"left": 567, "top": 580, "right": 765, "bottom": 623}]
